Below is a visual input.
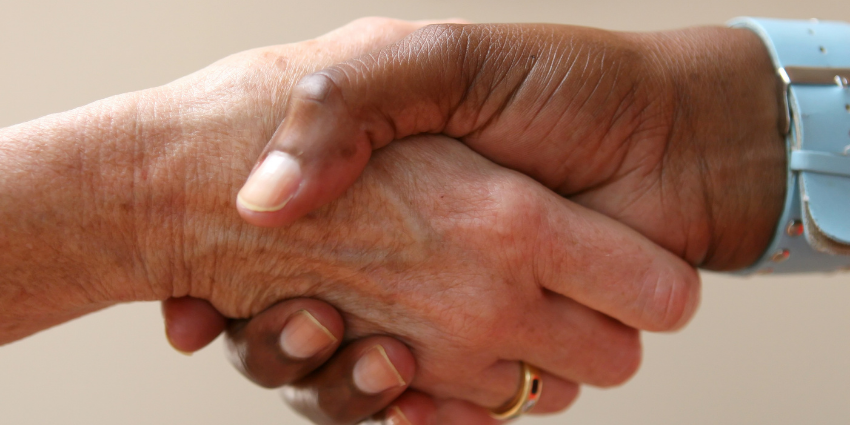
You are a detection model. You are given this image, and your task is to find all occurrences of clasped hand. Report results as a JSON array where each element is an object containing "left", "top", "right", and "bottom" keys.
[
  {"left": 166, "top": 17, "right": 785, "bottom": 424},
  {"left": 0, "top": 15, "right": 786, "bottom": 425}
]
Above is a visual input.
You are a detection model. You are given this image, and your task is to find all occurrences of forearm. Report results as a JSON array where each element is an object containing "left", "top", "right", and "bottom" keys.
[{"left": 0, "top": 94, "right": 161, "bottom": 344}]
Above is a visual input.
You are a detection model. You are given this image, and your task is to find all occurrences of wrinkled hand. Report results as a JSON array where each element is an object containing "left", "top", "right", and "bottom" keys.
[
  {"left": 235, "top": 23, "right": 787, "bottom": 271},
  {"left": 0, "top": 17, "right": 699, "bottom": 425},
  {"left": 160, "top": 131, "right": 697, "bottom": 400},
  {"left": 159, "top": 132, "right": 698, "bottom": 423},
  {"left": 129, "top": 19, "right": 696, "bottom": 421},
  {"left": 107, "top": 15, "right": 699, "bottom": 401}
]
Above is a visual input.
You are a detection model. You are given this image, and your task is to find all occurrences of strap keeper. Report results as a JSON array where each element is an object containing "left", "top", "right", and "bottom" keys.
[{"left": 790, "top": 150, "right": 850, "bottom": 177}]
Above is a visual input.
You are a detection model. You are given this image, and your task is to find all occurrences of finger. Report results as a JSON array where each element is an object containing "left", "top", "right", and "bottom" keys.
[
  {"left": 478, "top": 363, "right": 580, "bottom": 413},
  {"left": 283, "top": 336, "right": 415, "bottom": 425},
  {"left": 413, "top": 357, "right": 579, "bottom": 418},
  {"left": 377, "top": 391, "right": 437, "bottom": 425},
  {"left": 162, "top": 297, "right": 228, "bottom": 354},
  {"left": 274, "top": 346, "right": 575, "bottom": 424},
  {"left": 375, "top": 381, "right": 576, "bottom": 425},
  {"left": 498, "top": 294, "right": 643, "bottom": 387},
  {"left": 533, "top": 192, "right": 702, "bottom": 331},
  {"left": 226, "top": 298, "right": 344, "bottom": 388},
  {"left": 429, "top": 377, "right": 576, "bottom": 424},
  {"left": 235, "top": 23, "right": 515, "bottom": 227},
  {"left": 476, "top": 367, "right": 580, "bottom": 416},
  {"left": 432, "top": 399, "right": 503, "bottom": 425},
  {"left": 528, "top": 374, "right": 579, "bottom": 415}
]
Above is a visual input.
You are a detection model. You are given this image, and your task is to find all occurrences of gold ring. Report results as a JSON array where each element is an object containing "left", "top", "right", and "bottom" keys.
[{"left": 489, "top": 362, "right": 542, "bottom": 420}]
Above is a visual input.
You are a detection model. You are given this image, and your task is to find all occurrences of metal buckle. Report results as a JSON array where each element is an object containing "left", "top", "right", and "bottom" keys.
[
  {"left": 776, "top": 66, "right": 850, "bottom": 134},
  {"left": 779, "top": 66, "right": 850, "bottom": 86}
]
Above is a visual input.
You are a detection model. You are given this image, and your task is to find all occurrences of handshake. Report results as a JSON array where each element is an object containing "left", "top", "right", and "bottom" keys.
[{"left": 1, "top": 17, "right": 794, "bottom": 425}]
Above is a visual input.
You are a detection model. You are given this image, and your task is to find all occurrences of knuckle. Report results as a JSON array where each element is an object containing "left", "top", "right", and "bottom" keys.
[
  {"left": 489, "top": 176, "right": 547, "bottom": 232},
  {"left": 450, "top": 174, "right": 548, "bottom": 271},
  {"left": 436, "top": 172, "right": 544, "bottom": 240},
  {"left": 292, "top": 72, "right": 340, "bottom": 103}
]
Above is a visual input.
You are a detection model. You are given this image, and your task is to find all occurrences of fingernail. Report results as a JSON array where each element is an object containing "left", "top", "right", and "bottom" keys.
[
  {"left": 164, "top": 329, "right": 193, "bottom": 356},
  {"left": 385, "top": 406, "right": 412, "bottom": 425},
  {"left": 279, "top": 310, "right": 338, "bottom": 359},
  {"left": 237, "top": 151, "right": 302, "bottom": 212},
  {"left": 353, "top": 345, "right": 406, "bottom": 394}
]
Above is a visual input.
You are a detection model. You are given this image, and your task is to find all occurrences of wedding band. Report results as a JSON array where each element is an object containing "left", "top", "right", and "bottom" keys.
[{"left": 488, "top": 362, "right": 542, "bottom": 420}]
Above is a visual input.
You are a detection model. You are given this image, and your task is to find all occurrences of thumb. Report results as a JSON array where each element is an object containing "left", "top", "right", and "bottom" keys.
[{"left": 236, "top": 23, "right": 529, "bottom": 226}]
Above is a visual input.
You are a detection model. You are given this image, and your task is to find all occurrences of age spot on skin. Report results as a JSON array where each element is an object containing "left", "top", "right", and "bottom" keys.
[{"left": 274, "top": 56, "right": 290, "bottom": 72}]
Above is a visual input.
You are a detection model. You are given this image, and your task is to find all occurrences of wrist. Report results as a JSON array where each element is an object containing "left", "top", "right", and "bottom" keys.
[
  {"left": 640, "top": 26, "right": 787, "bottom": 270},
  {"left": 0, "top": 93, "right": 166, "bottom": 342}
]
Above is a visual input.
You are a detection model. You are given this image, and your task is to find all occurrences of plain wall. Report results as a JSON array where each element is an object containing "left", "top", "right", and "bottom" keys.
[{"left": 1, "top": 0, "right": 849, "bottom": 424}]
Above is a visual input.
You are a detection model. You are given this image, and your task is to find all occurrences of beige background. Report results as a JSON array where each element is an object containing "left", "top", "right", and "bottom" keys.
[{"left": 1, "top": 0, "right": 849, "bottom": 424}]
